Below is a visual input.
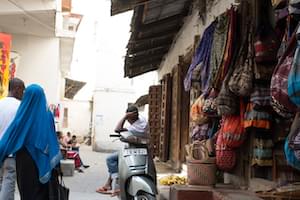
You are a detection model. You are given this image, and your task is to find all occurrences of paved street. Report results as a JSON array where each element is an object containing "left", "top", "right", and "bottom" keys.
[{"left": 15, "top": 145, "right": 118, "bottom": 200}]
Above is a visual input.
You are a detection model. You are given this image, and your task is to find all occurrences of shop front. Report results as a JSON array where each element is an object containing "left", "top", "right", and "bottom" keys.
[{"left": 112, "top": 0, "right": 300, "bottom": 199}]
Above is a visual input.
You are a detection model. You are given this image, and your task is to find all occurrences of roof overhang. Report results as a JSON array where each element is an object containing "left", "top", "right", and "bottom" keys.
[
  {"left": 134, "top": 94, "right": 148, "bottom": 107},
  {"left": 111, "top": 0, "right": 192, "bottom": 78},
  {"left": 64, "top": 78, "right": 86, "bottom": 99},
  {"left": 111, "top": 0, "right": 151, "bottom": 16}
]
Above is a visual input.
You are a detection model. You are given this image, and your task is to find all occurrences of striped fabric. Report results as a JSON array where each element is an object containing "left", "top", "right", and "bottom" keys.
[{"left": 250, "top": 84, "right": 271, "bottom": 108}]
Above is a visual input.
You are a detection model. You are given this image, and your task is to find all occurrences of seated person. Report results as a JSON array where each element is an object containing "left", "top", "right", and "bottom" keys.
[
  {"left": 70, "top": 135, "right": 80, "bottom": 151},
  {"left": 56, "top": 131, "right": 67, "bottom": 159},
  {"left": 62, "top": 132, "right": 72, "bottom": 149},
  {"left": 96, "top": 105, "right": 149, "bottom": 196}
]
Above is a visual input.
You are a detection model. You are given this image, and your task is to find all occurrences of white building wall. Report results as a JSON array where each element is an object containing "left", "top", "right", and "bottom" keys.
[
  {"left": 60, "top": 100, "right": 92, "bottom": 137},
  {"left": 0, "top": 0, "right": 56, "bottom": 13},
  {"left": 92, "top": 88, "right": 136, "bottom": 152},
  {"left": 12, "top": 34, "right": 61, "bottom": 103},
  {"left": 158, "top": 0, "right": 236, "bottom": 80}
]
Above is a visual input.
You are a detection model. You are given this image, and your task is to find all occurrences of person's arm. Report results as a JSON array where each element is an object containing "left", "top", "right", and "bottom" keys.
[
  {"left": 61, "top": 137, "right": 70, "bottom": 148},
  {"left": 114, "top": 116, "right": 127, "bottom": 133}
]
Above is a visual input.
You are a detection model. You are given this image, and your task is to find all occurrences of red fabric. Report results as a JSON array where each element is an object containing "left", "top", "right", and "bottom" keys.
[
  {"left": 219, "top": 100, "right": 246, "bottom": 148},
  {"left": 216, "top": 132, "right": 236, "bottom": 172},
  {"left": 67, "top": 151, "right": 81, "bottom": 168}
]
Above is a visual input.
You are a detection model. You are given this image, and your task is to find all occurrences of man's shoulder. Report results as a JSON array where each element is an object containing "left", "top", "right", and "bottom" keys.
[{"left": 0, "top": 97, "right": 20, "bottom": 107}]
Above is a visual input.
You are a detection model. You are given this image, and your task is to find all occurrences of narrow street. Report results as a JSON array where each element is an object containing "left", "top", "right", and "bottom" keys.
[{"left": 15, "top": 145, "right": 118, "bottom": 200}]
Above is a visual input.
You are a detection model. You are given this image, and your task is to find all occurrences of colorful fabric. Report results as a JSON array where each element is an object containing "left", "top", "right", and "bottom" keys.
[
  {"left": 250, "top": 84, "right": 271, "bottom": 108},
  {"left": 213, "top": 7, "right": 237, "bottom": 89},
  {"left": 0, "top": 33, "right": 11, "bottom": 99},
  {"left": 288, "top": 37, "right": 300, "bottom": 106},
  {"left": 209, "top": 12, "right": 230, "bottom": 89},
  {"left": 244, "top": 103, "right": 271, "bottom": 130},
  {"left": 184, "top": 22, "right": 216, "bottom": 92},
  {"left": 0, "top": 84, "right": 62, "bottom": 184},
  {"left": 191, "top": 124, "right": 210, "bottom": 141},
  {"left": 252, "top": 130, "right": 273, "bottom": 167},
  {"left": 271, "top": 56, "right": 297, "bottom": 114}
]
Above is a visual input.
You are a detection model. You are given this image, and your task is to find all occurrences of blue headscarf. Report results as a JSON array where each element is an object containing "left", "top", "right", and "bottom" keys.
[{"left": 0, "top": 84, "right": 62, "bottom": 184}]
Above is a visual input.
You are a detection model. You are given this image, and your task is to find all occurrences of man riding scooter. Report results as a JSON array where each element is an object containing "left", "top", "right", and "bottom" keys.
[{"left": 96, "top": 105, "right": 154, "bottom": 197}]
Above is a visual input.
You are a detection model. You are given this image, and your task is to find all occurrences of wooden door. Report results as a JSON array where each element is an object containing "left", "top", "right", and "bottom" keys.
[
  {"left": 169, "top": 54, "right": 191, "bottom": 170},
  {"left": 148, "top": 85, "right": 162, "bottom": 157},
  {"left": 159, "top": 73, "right": 172, "bottom": 162},
  {"left": 170, "top": 65, "right": 181, "bottom": 170},
  {"left": 179, "top": 55, "right": 191, "bottom": 163}
]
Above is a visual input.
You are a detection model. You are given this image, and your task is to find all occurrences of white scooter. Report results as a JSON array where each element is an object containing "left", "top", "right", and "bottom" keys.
[{"left": 110, "top": 131, "right": 157, "bottom": 200}]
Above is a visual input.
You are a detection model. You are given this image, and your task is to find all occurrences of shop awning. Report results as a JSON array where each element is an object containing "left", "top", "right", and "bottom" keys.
[
  {"left": 64, "top": 78, "right": 86, "bottom": 99},
  {"left": 111, "top": 0, "right": 191, "bottom": 78},
  {"left": 111, "top": 0, "right": 150, "bottom": 16}
]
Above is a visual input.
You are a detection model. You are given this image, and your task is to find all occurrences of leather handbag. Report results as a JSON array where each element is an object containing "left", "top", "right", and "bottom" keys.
[{"left": 49, "top": 167, "right": 70, "bottom": 200}]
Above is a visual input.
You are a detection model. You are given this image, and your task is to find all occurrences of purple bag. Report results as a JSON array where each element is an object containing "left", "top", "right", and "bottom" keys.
[{"left": 270, "top": 56, "right": 297, "bottom": 116}]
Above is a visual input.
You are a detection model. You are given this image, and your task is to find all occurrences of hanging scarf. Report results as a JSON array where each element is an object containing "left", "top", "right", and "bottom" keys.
[
  {"left": 184, "top": 22, "right": 216, "bottom": 92},
  {"left": 0, "top": 84, "right": 62, "bottom": 184}
]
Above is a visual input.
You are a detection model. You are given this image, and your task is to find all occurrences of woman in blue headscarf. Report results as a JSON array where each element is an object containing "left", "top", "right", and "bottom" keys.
[{"left": 0, "top": 84, "right": 62, "bottom": 200}]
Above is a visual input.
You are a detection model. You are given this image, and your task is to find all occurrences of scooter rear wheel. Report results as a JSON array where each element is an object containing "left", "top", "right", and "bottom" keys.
[{"left": 135, "top": 192, "right": 156, "bottom": 200}]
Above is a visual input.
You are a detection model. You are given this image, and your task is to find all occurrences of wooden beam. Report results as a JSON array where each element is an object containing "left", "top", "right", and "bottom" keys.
[
  {"left": 127, "top": 45, "right": 169, "bottom": 58},
  {"left": 125, "top": 63, "right": 159, "bottom": 78},
  {"left": 126, "top": 55, "right": 163, "bottom": 67},
  {"left": 128, "top": 32, "right": 176, "bottom": 46}
]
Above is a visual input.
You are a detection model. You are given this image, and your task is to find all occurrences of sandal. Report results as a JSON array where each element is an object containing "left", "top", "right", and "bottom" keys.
[
  {"left": 111, "top": 189, "right": 120, "bottom": 197},
  {"left": 96, "top": 186, "right": 112, "bottom": 194}
]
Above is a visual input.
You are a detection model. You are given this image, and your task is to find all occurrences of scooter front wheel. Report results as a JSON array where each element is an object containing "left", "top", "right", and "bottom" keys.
[{"left": 134, "top": 192, "right": 156, "bottom": 200}]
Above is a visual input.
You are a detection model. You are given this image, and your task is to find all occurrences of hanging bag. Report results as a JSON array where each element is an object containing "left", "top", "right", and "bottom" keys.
[
  {"left": 285, "top": 113, "right": 300, "bottom": 170},
  {"left": 220, "top": 99, "right": 246, "bottom": 148},
  {"left": 49, "top": 166, "right": 70, "bottom": 200},
  {"left": 270, "top": 30, "right": 298, "bottom": 117},
  {"left": 216, "top": 132, "right": 236, "bottom": 172},
  {"left": 228, "top": 22, "right": 254, "bottom": 97},
  {"left": 254, "top": 0, "right": 280, "bottom": 64},
  {"left": 287, "top": 113, "right": 300, "bottom": 160},
  {"left": 288, "top": 27, "right": 300, "bottom": 106},
  {"left": 202, "top": 88, "right": 218, "bottom": 117},
  {"left": 190, "top": 95, "right": 209, "bottom": 125},
  {"left": 216, "top": 67, "right": 238, "bottom": 116}
]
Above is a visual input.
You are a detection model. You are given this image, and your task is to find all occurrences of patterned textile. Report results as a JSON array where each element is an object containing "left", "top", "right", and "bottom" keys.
[
  {"left": 288, "top": 37, "right": 300, "bottom": 106},
  {"left": 252, "top": 130, "right": 273, "bottom": 167},
  {"left": 184, "top": 22, "right": 216, "bottom": 92},
  {"left": 216, "top": 67, "right": 238, "bottom": 116},
  {"left": 250, "top": 84, "right": 271, "bottom": 108},
  {"left": 254, "top": 63, "right": 276, "bottom": 81},
  {"left": 209, "top": 12, "right": 230, "bottom": 89},
  {"left": 244, "top": 103, "right": 272, "bottom": 130},
  {"left": 271, "top": 56, "right": 297, "bottom": 114},
  {"left": 191, "top": 123, "right": 210, "bottom": 141},
  {"left": 213, "top": 7, "right": 237, "bottom": 90}
]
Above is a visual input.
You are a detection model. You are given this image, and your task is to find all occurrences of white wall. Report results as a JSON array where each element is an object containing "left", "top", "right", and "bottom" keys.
[
  {"left": 12, "top": 34, "right": 61, "bottom": 103},
  {"left": 158, "top": 0, "right": 236, "bottom": 80},
  {"left": 92, "top": 88, "right": 136, "bottom": 152},
  {"left": 60, "top": 100, "right": 92, "bottom": 137},
  {"left": 0, "top": 0, "right": 56, "bottom": 14}
]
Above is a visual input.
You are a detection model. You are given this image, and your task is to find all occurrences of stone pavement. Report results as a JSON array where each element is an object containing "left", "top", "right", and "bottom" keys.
[{"left": 14, "top": 145, "right": 176, "bottom": 200}]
